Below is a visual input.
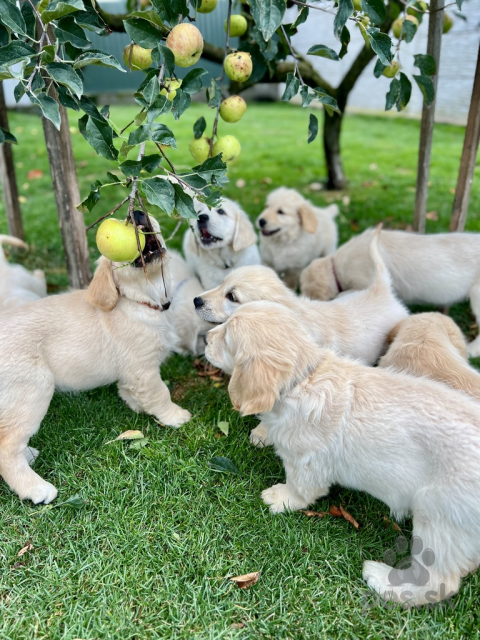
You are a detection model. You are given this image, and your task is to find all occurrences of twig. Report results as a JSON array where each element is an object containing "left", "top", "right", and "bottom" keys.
[
  {"left": 119, "top": 108, "right": 145, "bottom": 135},
  {"left": 85, "top": 196, "right": 129, "bottom": 231},
  {"left": 156, "top": 143, "right": 175, "bottom": 171},
  {"left": 208, "top": 0, "right": 232, "bottom": 157},
  {"left": 166, "top": 218, "right": 183, "bottom": 242},
  {"left": 281, "top": 24, "right": 305, "bottom": 86},
  {"left": 126, "top": 141, "right": 147, "bottom": 275},
  {"left": 26, "top": 32, "right": 46, "bottom": 92},
  {"left": 289, "top": 0, "right": 336, "bottom": 15}
]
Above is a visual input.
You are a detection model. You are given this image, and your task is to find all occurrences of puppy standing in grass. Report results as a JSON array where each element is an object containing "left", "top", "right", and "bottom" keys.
[
  {"left": 205, "top": 301, "right": 480, "bottom": 607},
  {"left": 0, "top": 213, "right": 191, "bottom": 505},
  {"left": 0, "top": 235, "right": 47, "bottom": 310},
  {"left": 300, "top": 227, "right": 480, "bottom": 356},
  {"left": 257, "top": 187, "right": 338, "bottom": 290},
  {"left": 183, "top": 197, "right": 260, "bottom": 290}
]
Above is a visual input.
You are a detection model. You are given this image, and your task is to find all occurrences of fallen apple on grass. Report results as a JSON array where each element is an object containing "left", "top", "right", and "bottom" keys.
[
  {"left": 96, "top": 218, "right": 146, "bottom": 263},
  {"left": 166, "top": 23, "right": 204, "bottom": 68}
]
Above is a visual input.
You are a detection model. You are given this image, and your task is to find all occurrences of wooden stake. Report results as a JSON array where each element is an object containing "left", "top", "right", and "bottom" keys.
[
  {"left": 413, "top": 0, "right": 445, "bottom": 233},
  {"left": 449, "top": 44, "right": 480, "bottom": 233},
  {"left": 0, "top": 82, "right": 24, "bottom": 240}
]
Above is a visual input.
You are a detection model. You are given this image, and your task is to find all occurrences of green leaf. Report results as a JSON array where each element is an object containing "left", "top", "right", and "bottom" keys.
[
  {"left": 158, "top": 43, "right": 175, "bottom": 76},
  {"left": 308, "top": 113, "right": 318, "bottom": 144},
  {"left": 385, "top": 77, "right": 400, "bottom": 110},
  {"left": 41, "top": 45, "right": 56, "bottom": 64},
  {"left": 299, "top": 85, "right": 315, "bottom": 107},
  {"left": 42, "top": 0, "right": 85, "bottom": 23},
  {"left": 173, "top": 183, "right": 197, "bottom": 219},
  {"left": 54, "top": 16, "right": 91, "bottom": 49},
  {"left": 247, "top": 0, "right": 286, "bottom": 41},
  {"left": 79, "top": 95, "right": 108, "bottom": 123},
  {"left": 46, "top": 62, "right": 83, "bottom": 98},
  {"left": 281, "top": 72, "right": 300, "bottom": 102},
  {"left": 181, "top": 68, "right": 208, "bottom": 95},
  {"left": 0, "top": 0, "right": 26, "bottom": 35},
  {"left": 30, "top": 92, "right": 61, "bottom": 130},
  {"left": 150, "top": 0, "right": 187, "bottom": 26},
  {"left": 129, "top": 438, "right": 148, "bottom": 450},
  {"left": 307, "top": 44, "right": 339, "bottom": 61},
  {"left": 207, "top": 79, "right": 222, "bottom": 108},
  {"left": 106, "top": 171, "right": 122, "bottom": 184},
  {"left": 129, "top": 9, "right": 165, "bottom": 29},
  {"left": 141, "top": 177, "right": 175, "bottom": 215},
  {"left": 127, "top": 122, "right": 176, "bottom": 148},
  {"left": 396, "top": 72, "right": 411, "bottom": 111},
  {"left": 218, "top": 421, "right": 229, "bottom": 436},
  {"left": 0, "top": 41, "right": 36, "bottom": 67},
  {"left": 413, "top": 74, "right": 435, "bottom": 106},
  {"left": 193, "top": 116, "right": 206, "bottom": 139},
  {"left": 334, "top": 0, "right": 354, "bottom": 39},
  {"left": 56, "top": 494, "right": 87, "bottom": 509},
  {"left": 78, "top": 114, "right": 118, "bottom": 161},
  {"left": 313, "top": 88, "right": 341, "bottom": 114},
  {"left": 146, "top": 95, "right": 169, "bottom": 123},
  {"left": 456, "top": 0, "right": 464, "bottom": 8},
  {"left": 367, "top": 27, "right": 393, "bottom": 65},
  {"left": 373, "top": 57, "right": 387, "bottom": 77},
  {"left": 21, "top": 1, "right": 36, "bottom": 40},
  {"left": 207, "top": 456, "right": 239, "bottom": 474},
  {"left": 0, "top": 126, "right": 17, "bottom": 144},
  {"left": 403, "top": 17, "right": 417, "bottom": 43},
  {"left": 119, "top": 153, "right": 162, "bottom": 177},
  {"left": 77, "top": 180, "right": 101, "bottom": 212},
  {"left": 360, "top": 0, "right": 386, "bottom": 25},
  {"left": 413, "top": 53, "right": 436, "bottom": 76},
  {"left": 172, "top": 89, "right": 191, "bottom": 120},
  {"left": 124, "top": 18, "right": 164, "bottom": 48},
  {"left": 338, "top": 25, "right": 350, "bottom": 59},
  {"left": 75, "top": 3, "right": 108, "bottom": 34},
  {"left": 73, "top": 49, "right": 125, "bottom": 72},
  {"left": 293, "top": 5, "right": 309, "bottom": 27},
  {"left": 184, "top": 155, "right": 229, "bottom": 189}
]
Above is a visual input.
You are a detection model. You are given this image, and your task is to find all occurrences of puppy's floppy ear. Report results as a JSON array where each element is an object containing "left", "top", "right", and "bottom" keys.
[
  {"left": 87, "top": 257, "right": 118, "bottom": 311},
  {"left": 298, "top": 201, "right": 318, "bottom": 234},
  {"left": 386, "top": 322, "right": 401, "bottom": 345},
  {"left": 233, "top": 208, "right": 257, "bottom": 252}
]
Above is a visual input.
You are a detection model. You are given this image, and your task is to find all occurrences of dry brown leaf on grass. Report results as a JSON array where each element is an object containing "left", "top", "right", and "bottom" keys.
[
  {"left": 426, "top": 211, "right": 438, "bottom": 221},
  {"left": 27, "top": 169, "right": 43, "bottom": 180},
  {"left": 301, "top": 510, "right": 328, "bottom": 518},
  {"left": 231, "top": 623, "right": 246, "bottom": 629},
  {"left": 383, "top": 516, "right": 402, "bottom": 532},
  {"left": 105, "top": 430, "right": 145, "bottom": 444},
  {"left": 17, "top": 541, "right": 33, "bottom": 557},
  {"left": 230, "top": 572, "right": 260, "bottom": 589},
  {"left": 193, "top": 358, "right": 224, "bottom": 380},
  {"left": 329, "top": 504, "right": 360, "bottom": 530}
]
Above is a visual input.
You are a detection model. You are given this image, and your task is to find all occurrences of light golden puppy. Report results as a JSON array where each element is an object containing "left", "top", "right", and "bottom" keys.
[
  {"left": 257, "top": 187, "right": 338, "bottom": 289},
  {"left": 205, "top": 301, "right": 480, "bottom": 607},
  {"left": 0, "top": 235, "right": 47, "bottom": 310},
  {"left": 0, "top": 213, "right": 191, "bottom": 505},
  {"left": 379, "top": 312, "right": 480, "bottom": 402}
]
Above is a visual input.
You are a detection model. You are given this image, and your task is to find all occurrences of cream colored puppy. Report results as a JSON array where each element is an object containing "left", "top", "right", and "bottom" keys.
[
  {"left": 196, "top": 229, "right": 407, "bottom": 447},
  {"left": 0, "top": 235, "right": 47, "bottom": 310},
  {"left": 205, "top": 301, "right": 480, "bottom": 607},
  {"left": 379, "top": 312, "right": 480, "bottom": 402},
  {"left": 257, "top": 187, "right": 338, "bottom": 290},
  {"left": 183, "top": 197, "right": 260, "bottom": 290},
  {"left": 300, "top": 228, "right": 480, "bottom": 356},
  {"left": 169, "top": 251, "right": 212, "bottom": 355},
  {"left": 0, "top": 213, "right": 191, "bottom": 505}
]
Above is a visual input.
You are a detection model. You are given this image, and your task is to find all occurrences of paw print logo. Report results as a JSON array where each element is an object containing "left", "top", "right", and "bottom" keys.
[{"left": 383, "top": 536, "right": 435, "bottom": 587}]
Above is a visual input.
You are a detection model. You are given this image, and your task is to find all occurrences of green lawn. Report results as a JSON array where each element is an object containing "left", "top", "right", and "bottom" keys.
[{"left": 1, "top": 103, "right": 480, "bottom": 639}]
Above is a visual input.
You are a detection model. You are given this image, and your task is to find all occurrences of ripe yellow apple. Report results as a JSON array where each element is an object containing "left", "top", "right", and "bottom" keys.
[
  {"left": 443, "top": 12, "right": 453, "bottom": 33},
  {"left": 96, "top": 218, "right": 146, "bottom": 262},
  {"left": 382, "top": 61, "right": 400, "bottom": 78},
  {"left": 197, "top": 0, "right": 218, "bottom": 12},
  {"left": 160, "top": 78, "right": 182, "bottom": 100},
  {"left": 123, "top": 44, "right": 153, "bottom": 71},
  {"left": 225, "top": 15, "right": 248, "bottom": 37},
  {"left": 224, "top": 51, "right": 252, "bottom": 83},
  {"left": 189, "top": 137, "right": 211, "bottom": 164},
  {"left": 212, "top": 135, "right": 241, "bottom": 163},
  {"left": 219, "top": 95, "right": 247, "bottom": 123},
  {"left": 166, "top": 23, "right": 204, "bottom": 68}
]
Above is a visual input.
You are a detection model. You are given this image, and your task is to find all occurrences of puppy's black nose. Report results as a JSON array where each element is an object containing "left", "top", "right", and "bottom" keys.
[
  {"left": 258, "top": 218, "right": 266, "bottom": 228},
  {"left": 198, "top": 213, "right": 209, "bottom": 223},
  {"left": 194, "top": 297, "right": 204, "bottom": 309}
]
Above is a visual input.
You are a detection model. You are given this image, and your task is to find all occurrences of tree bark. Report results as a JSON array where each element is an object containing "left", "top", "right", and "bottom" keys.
[
  {"left": 0, "top": 82, "right": 24, "bottom": 240},
  {"left": 42, "top": 99, "right": 91, "bottom": 288},
  {"left": 323, "top": 111, "right": 346, "bottom": 189}
]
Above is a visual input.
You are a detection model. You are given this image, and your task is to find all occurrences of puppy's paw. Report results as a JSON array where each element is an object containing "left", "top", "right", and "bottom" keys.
[
  {"left": 24, "top": 447, "right": 40, "bottom": 466},
  {"left": 467, "top": 338, "right": 480, "bottom": 358},
  {"left": 250, "top": 423, "right": 269, "bottom": 448},
  {"left": 261, "top": 483, "right": 300, "bottom": 514},
  {"left": 19, "top": 479, "right": 58, "bottom": 505},
  {"left": 158, "top": 406, "right": 191, "bottom": 428}
]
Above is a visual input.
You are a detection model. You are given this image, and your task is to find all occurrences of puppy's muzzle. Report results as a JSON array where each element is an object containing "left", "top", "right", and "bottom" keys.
[
  {"left": 132, "top": 210, "right": 166, "bottom": 268},
  {"left": 193, "top": 297, "right": 204, "bottom": 309}
]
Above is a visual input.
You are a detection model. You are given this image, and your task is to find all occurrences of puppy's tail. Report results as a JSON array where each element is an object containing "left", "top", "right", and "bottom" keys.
[
  {"left": 367, "top": 224, "right": 392, "bottom": 296},
  {"left": 0, "top": 235, "right": 28, "bottom": 267}
]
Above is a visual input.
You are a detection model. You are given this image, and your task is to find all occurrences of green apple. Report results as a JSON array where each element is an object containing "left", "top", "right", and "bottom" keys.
[
  {"left": 219, "top": 95, "right": 247, "bottom": 123},
  {"left": 406, "top": 0, "right": 427, "bottom": 15},
  {"left": 123, "top": 44, "right": 152, "bottom": 71},
  {"left": 382, "top": 61, "right": 400, "bottom": 78},
  {"left": 392, "top": 14, "right": 418, "bottom": 39},
  {"left": 160, "top": 78, "right": 182, "bottom": 100},
  {"left": 225, "top": 15, "right": 248, "bottom": 37},
  {"left": 443, "top": 12, "right": 453, "bottom": 33},
  {"left": 353, "top": 0, "right": 362, "bottom": 10},
  {"left": 166, "top": 23, "right": 204, "bottom": 68},
  {"left": 197, "top": 0, "right": 218, "bottom": 12},
  {"left": 96, "top": 218, "right": 146, "bottom": 263},
  {"left": 212, "top": 135, "right": 241, "bottom": 163},
  {"left": 224, "top": 51, "right": 252, "bottom": 83},
  {"left": 189, "top": 137, "right": 211, "bottom": 164}
]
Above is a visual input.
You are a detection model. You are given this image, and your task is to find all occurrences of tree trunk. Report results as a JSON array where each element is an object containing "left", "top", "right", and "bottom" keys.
[
  {"left": 323, "top": 110, "right": 346, "bottom": 190},
  {"left": 42, "top": 99, "right": 92, "bottom": 289}
]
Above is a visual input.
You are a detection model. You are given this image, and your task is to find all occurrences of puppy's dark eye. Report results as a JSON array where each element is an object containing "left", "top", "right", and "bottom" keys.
[
  {"left": 277, "top": 208, "right": 284, "bottom": 215},
  {"left": 226, "top": 291, "right": 237, "bottom": 302},
  {"left": 217, "top": 208, "right": 226, "bottom": 215}
]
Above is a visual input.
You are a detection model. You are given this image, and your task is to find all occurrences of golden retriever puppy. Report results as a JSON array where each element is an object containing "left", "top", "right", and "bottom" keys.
[
  {"left": 257, "top": 187, "right": 338, "bottom": 289},
  {"left": 205, "top": 301, "right": 480, "bottom": 607},
  {"left": 183, "top": 197, "right": 260, "bottom": 290},
  {"left": 0, "top": 235, "right": 47, "bottom": 310},
  {"left": 0, "top": 213, "right": 191, "bottom": 505},
  {"left": 379, "top": 312, "right": 480, "bottom": 401},
  {"left": 300, "top": 228, "right": 480, "bottom": 356}
]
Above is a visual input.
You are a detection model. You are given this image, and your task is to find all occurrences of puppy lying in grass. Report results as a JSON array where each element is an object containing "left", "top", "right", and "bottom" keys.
[
  {"left": 0, "top": 213, "right": 190, "bottom": 505},
  {"left": 205, "top": 301, "right": 480, "bottom": 608},
  {"left": 379, "top": 312, "right": 480, "bottom": 402},
  {"left": 300, "top": 227, "right": 480, "bottom": 356},
  {"left": 256, "top": 187, "right": 338, "bottom": 290},
  {"left": 0, "top": 235, "right": 47, "bottom": 311},
  {"left": 195, "top": 228, "right": 407, "bottom": 446}
]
